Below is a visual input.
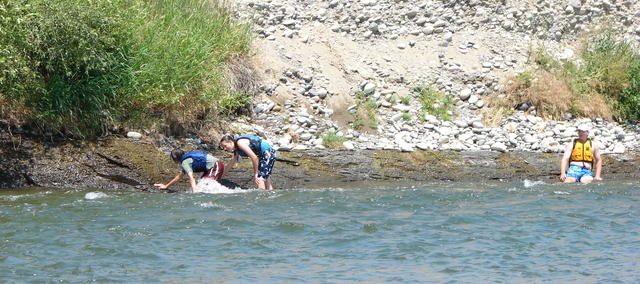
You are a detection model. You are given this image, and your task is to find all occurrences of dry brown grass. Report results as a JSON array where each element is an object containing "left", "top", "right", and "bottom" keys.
[
  {"left": 224, "top": 56, "right": 261, "bottom": 96},
  {"left": 483, "top": 70, "right": 613, "bottom": 126}
]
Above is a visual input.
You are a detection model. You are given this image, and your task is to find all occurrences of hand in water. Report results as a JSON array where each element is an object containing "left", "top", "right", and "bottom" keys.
[
  {"left": 559, "top": 173, "right": 567, "bottom": 182},
  {"left": 154, "top": 183, "right": 168, "bottom": 190},
  {"left": 254, "top": 173, "right": 260, "bottom": 186},
  {"left": 594, "top": 177, "right": 603, "bottom": 181}
]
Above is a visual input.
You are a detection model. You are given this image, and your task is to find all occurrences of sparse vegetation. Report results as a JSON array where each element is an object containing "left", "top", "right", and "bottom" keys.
[
  {"left": 416, "top": 85, "right": 454, "bottom": 121},
  {"left": 401, "top": 112, "right": 411, "bottom": 121},
  {"left": 400, "top": 96, "right": 411, "bottom": 105},
  {"left": 321, "top": 131, "right": 348, "bottom": 149},
  {"left": 351, "top": 91, "right": 379, "bottom": 130},
  {"left": 0, "top": 0, "right": 253, "bottom": 137},
  {"left": 486, "top": 30, "right": 640, "bottom": 124}
]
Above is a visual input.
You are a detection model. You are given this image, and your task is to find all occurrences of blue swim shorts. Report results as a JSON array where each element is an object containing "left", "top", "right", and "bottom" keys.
[
  {"left": 566, "top": 165, "right": 593, "bottom": 182},
  {"left": 257, "top": 148, "right": 277, "bottom": 179}
]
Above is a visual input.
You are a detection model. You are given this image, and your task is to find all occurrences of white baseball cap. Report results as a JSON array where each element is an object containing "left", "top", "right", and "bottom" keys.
[{"left": 577, "top": 123, "right": 591, "bottom": 132}]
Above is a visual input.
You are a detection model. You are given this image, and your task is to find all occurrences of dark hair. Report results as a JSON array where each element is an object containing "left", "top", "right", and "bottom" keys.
[
  {"left": 170, "top": 148, "right": 185, "bottom": 162},
  {"left": 218, "top": 135, "right": 236, "bottom": 150}
]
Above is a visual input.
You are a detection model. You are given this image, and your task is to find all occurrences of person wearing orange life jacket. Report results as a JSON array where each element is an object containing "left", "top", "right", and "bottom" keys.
[
  {"left": 154, "top": 148, "right": 224, "bottom": 193},
  {"left": 559, "top": 123, "right": 603, "bottom": 184}
]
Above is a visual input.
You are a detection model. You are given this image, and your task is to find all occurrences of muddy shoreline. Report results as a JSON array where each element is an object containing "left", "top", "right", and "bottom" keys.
[{"left": 1, "top": 134, "right": 638, "bottom": 191}]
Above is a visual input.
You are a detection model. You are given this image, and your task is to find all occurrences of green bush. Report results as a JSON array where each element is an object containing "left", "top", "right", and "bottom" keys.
[
  {"left": 416, "top": 85, "right": 454, "bottom": 121},
  {"left": 321, "top": 131, "right": 348, "bottom": 149},
  {"left": 0, "top": 0, "right": 252, "bottom": 137},
  {"left": 528, "top": 31, "right": 640, "bottom": 121},
  {"left": 353, "top": 91, "right": 379, "bottom": 130}
]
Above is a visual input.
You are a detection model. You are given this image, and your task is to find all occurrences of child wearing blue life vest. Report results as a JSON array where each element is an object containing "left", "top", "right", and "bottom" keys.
[
  {"left": 154, "top": 148, "right": 223, "bottom": 193},
  {"left": 218, "top": 135, "right": 276, "bottom": 190}
]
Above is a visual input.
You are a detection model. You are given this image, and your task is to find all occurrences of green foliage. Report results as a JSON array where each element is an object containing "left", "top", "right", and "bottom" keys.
[
  {"left": 0, "top": 0, "right": 252, "bottom": 137},
  {"left": 531, "top": 30, "right": 640, "bottom": 121},
  {"left": 321, "top": 131, "right": 348, "bottom": 149},
  {"left": 534, "top": 48, "right": 561, "bottom": 71},
  {"left": 416, "top": 85, "right": 454, "bottom": 121},
  {"left": 516, "top": 71, "right": 534, "bottom": 88},
  {"left": 399, "top": 96, "right": 411, "bottom": 105},
  {"left": 401, "top": 112, "right": 411, "bottom": 121},
  {"left": 353, "top": 91, "right": 379, "bottom": 130}
]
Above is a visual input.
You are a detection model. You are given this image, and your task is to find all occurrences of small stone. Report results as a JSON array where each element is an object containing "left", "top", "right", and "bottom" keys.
[
  {"left": 343, "top": 141, "right": 355, "bottom": 150},
  {"left": 127, "top": 131, "right": 142, "bottom": 139},
  {"left": 491, "top": 142, "right": 508, "bottom": 152},
  {"left": 459, "top": 88, "right": 472, "bottom": 100},
  {"left": 363, "top": 82, "right": 376, "bottom": 95}
]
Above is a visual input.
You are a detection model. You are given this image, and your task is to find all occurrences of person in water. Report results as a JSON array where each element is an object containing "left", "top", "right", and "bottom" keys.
[
  {"left": 559, "top": 123, "right": 603, "bottom": 184},
  {"left": 154, "top": 148, "right": 224, "bottom": 193},
  {"left": 218, "top": 135, "right": 276, "bottom": 190}
]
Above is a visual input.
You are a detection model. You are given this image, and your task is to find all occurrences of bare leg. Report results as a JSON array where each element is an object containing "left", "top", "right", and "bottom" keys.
[
  {"left": 256, "top": 178, "right": 266, "bottom": 189},
  {"left": 265, "top": 178, "right": 273, "bottom": 190},
  {"left": 563, "top": 176, "right": 577, "bottom": 183},
  {"left": 580, "top": 176, "right": 594, "bottom": 184}
]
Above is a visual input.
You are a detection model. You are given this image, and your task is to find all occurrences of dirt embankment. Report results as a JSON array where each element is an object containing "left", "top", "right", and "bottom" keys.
[{"left": 1, "top": 134, "right": 638, "bottom": 191}]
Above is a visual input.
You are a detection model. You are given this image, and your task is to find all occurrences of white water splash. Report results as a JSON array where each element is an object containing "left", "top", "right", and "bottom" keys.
[
  {"left": 553, "top": 191, "right": 571, "bottom": 195},
  {"left": 196, "top": 202, "right": 227, "bottom": 209},
  {"left": 523, "top": 180, "right": 546, "bottom": 188},
  {"left": 196, "top": 179, "right": 246, "bottom": 194},
  {"left": 84, "top": 192, "right": 108, "bottom": 200}
]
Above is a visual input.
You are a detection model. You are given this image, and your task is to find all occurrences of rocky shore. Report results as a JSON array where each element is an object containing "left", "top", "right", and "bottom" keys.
[
  {"left": 2, "top": 0, "right": 639, "bottom": 191},
  {"left": 223, "top": 0, "right": 640, "bottom": 155},
  {"left": 1, "top": 130, "right": 638, "bottom": 191}
]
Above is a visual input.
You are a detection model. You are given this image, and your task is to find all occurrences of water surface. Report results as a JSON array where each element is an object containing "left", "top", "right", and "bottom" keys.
[{"left": 1, "top": 181, "right": 639, "bottom": 282}]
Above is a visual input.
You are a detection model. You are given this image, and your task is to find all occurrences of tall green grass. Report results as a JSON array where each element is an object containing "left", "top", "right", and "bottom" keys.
[
  {"left": 532, "top": 31, "right": 640, "bottom": 121},
  {"left": 0, "top": 0, "right": 252, "bottom": 137}
]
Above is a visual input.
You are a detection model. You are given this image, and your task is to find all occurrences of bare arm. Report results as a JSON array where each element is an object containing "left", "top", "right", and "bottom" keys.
[
  {"left": 222, "top": 152, "right": 238, "bottom": 177},
  {"left": 559, "top": 143, "right": 572, "bottom": 181},
  {"left": 236, "top": 140, "right": 260, "bottom": 183},
  {"left": 593, "top": 142, "right": 603, "bottom": 180},
  {"left": 187, "top": 171, "right": 198, "bottom": 193},
  {"left": 154, "top": 172, "right": 184, "bottom": 190}
]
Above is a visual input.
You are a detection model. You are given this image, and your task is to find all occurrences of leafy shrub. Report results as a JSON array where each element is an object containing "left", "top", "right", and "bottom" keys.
[
  {"left": 322, "top": 131, "right": 348, "bottom": 149},
  {"left": 416, "top": 85, "right": 454, "bottom": 121}
]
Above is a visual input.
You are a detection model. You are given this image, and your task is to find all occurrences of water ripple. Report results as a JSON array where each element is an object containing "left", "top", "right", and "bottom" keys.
[{"left": 0, "top": 182, "right": 638, "bottom": 282}]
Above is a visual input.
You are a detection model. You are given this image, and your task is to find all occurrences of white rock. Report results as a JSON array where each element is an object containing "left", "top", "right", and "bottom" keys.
[
  {"left": 491, "top": 142, "right": 508, "bottom": 152},
  {"left": 363, "top": 82, "right": 376, "bottom": 95},
  {"left": 127, "top": 131, "right": 142, "bottom": 139},
  {"left": 293, "top": 144, "right": 308, "bottom": 150},
  {"left": 392, "top": 104, "right": 411, "bottom": 112},
  {"left": 277, "top": 135, "right": 292, "bottom": 145},
  {"left": 611, "top": 143, "right": 625, "bottom": 154},
  {"left": 400, "top": 143, "right": 415, "bottom": 152},
  {"left": 459, "top": 88, "right": 472, "bottom": 100},
  {"left": 468, "top": 95, "right": 479, "bottom": 104},
  {"left": 343, "top": 141, "right": 355, "bottom": 150},
  {"left": 299, "top": 133, "right": 313, "bottom": 141},
  {"left": 443, "top": 32, "right": 453, "bottom": 42}
]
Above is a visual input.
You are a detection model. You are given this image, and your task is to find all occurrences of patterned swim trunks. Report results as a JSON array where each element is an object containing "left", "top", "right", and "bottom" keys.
[
  {"left": 566, "top": 165, "right": 593, "bottom": 182},
  {"left": 257, "top": 148, "right": 277, "bottom": 179}
]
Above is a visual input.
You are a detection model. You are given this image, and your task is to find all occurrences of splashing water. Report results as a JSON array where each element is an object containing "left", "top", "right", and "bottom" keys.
[
  {"left": 84, "top": 192, "right": 108, "bottom": 199},
  {"left": 196, "top": 178, "right": 246, "bottom": 194},
  {"left": 523, "top": 179, "right": 546, "bottom": 188}
]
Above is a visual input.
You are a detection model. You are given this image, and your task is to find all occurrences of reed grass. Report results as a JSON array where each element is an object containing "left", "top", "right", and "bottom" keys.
[{"left": 0, "top": 0, "right": 253, "bottom": 137}]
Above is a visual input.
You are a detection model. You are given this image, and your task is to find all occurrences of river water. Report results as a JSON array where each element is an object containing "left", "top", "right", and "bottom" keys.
[{"left": 1, "top": 181, "right": 639, "bottom": 283}]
